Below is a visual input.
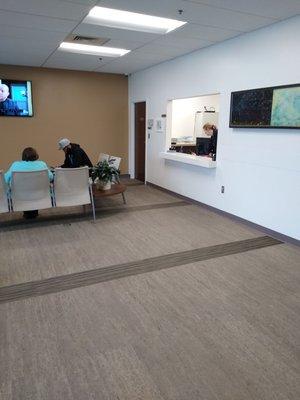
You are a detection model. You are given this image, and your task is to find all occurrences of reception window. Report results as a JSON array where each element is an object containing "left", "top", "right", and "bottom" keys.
[{"left": 166, "top": 93, "right": 220, "bottom": 160}]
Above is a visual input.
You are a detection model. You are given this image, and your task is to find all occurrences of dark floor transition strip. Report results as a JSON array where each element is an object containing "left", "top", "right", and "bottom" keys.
[{"left": 0, "top": 236, "right": 282, "bottom": 304}]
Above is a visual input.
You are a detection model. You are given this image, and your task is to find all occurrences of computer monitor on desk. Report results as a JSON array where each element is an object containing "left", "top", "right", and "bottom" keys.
[{"left": 196, "top": 137, "right": 210, "bottom": 156}]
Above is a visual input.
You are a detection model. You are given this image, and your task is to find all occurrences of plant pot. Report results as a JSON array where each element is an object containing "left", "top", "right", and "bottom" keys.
[{"left": 96, "top": 180, "right": 111, "bottom": 191}]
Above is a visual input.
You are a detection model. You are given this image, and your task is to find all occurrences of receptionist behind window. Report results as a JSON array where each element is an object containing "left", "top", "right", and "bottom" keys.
[{"left": 203, "top": 123, "right": 218, "bottom": 157}]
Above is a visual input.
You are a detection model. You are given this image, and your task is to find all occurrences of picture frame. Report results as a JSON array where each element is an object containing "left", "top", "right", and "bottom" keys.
[{"left": 229, "top": 83, "right": 300, "bottom": 129}]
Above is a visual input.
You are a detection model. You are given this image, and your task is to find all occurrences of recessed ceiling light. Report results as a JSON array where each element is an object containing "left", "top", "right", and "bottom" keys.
[
  {"left": 85, "top": 6, "right": 187, "bottom": 34},
  {"left": 59, "top": 42, "right": 130, "bottom": 57}
]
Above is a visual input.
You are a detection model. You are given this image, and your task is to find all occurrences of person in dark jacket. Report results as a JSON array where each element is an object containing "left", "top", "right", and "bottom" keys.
[
  {"left": 58, "top": 138, "right": 93, "bottom": 169},
  {"left": 0, "top": 83, "right": 20, "bottom": 116},
  {"left": 203, "top": 123, "right": 218, "bottom": 157}
]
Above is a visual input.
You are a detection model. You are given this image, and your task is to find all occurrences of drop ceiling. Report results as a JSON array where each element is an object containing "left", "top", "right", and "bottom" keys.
[{"left": 0, "top": 0, "right": 299, "bottom": 74}]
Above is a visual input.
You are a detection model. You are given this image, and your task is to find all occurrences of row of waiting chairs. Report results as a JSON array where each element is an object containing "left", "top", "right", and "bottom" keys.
[{"left": 0, "top": 166, "right": 96, "bottom": 221}]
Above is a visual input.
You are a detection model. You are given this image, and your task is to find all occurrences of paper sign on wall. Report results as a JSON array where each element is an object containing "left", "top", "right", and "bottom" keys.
[
  {"left": 155, "top": 118, "right": 166, "bottom": 133},
  {"left": 147, "top": 119, "right": 154, "bottom": 130}
]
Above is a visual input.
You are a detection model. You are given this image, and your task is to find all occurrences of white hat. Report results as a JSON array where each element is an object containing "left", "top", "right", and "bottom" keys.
[{"left": 58, "top": 138, "right": 71, "bottom": 150}]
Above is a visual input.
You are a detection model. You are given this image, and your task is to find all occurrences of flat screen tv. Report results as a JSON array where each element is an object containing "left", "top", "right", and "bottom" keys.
[
  {"left": 229, "top": 83, "right": 300, "bottom": 129},
  {"left": 0, "top": 79, "right": 33, "bottom": 117}
]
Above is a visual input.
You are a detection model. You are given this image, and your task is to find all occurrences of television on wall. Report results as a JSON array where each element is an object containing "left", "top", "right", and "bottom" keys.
[
  {"left": 229, "top": 83, "right": 300, "bottom": 129},
  {"left": 0, "top": 79, "right": 33, "bottom": 117}
]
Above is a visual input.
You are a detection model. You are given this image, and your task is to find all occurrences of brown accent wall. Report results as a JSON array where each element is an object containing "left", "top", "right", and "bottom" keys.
[{"left": 0, "top": 65, "right": 128, "bottom": 172}]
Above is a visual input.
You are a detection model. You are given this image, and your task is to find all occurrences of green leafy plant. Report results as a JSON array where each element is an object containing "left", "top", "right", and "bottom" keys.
[{"left": 91, "top": 160, "right": 120, "bottom": 183}]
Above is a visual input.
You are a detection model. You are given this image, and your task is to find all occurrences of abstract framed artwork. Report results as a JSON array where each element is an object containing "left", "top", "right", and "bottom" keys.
[{"left": 229, "top": 83, "right": 300, "bottom": 129}]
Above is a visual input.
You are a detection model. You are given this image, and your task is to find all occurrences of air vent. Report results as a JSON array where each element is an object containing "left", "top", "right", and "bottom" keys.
[
  {"left": 64, "top": 34, "right": 109, "bottom": 46},
  {"left": 73, "top": 35, "right": 94, "bottom": 41}
]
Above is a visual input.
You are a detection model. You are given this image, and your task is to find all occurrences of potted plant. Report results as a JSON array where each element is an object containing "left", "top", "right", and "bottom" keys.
[{"left": 91, "top": 160, "right": 120, "bottom": 191}]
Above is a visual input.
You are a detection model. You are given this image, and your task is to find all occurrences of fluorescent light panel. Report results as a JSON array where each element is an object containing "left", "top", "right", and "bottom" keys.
[
  {"left": 85, "top": 6, "right": 186, "bottom": 34},
  {"left": 59, "top": 42, "right": 130, "bottom": 57}
]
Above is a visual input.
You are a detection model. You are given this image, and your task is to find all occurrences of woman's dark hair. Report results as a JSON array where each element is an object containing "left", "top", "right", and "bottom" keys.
[{"left": 22, "top": 147, "right": 39, "bottom": 161}]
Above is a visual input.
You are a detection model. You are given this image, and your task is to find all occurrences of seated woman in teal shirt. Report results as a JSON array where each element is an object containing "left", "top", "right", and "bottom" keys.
[
  {"left": 5, "top": 147, "right": 53, "bottom": 218},
  {"left": 5, "top": 147, "right": 53, "bottom": 184}
]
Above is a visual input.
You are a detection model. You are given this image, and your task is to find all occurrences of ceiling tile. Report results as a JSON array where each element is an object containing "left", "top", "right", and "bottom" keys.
[
  {"left": 0, "top": 49, "right": 52, "bottom": 67},
  {"left": 151, "top": 34, "right": 213, "bottom": 49},
  {"left": 0, "top": 0, "right": 93, "bottom": 21},
  {"left": 95, "top": 65, "right": 127, "bottom": 74},
  {"left": 62, "top": 0, "right": 97, "bottom": 5},
  {"left": 0, "top": 37, "right": 58, "bottom": 54},
  {"left": 170, "top": 23, "right": 242, "bottom": 41},
  {"left": 44, "top": 50, "right": 113, "bottom": 71},
  {"left": 0, "top": 24, "right": 67, "bottom": 42},
  {"left": 132, "top": 43, "right": 194, "bottom": 57},
  {"left": 104, "top": 39, "right": 145, "bottom": 51},
  {"left": 0, "top": 10, "right": 78, "bottom": 32},
  {"left": 74, "top": 23, "right": 160, "bottom": 43},
  {"left": 188, "top": 0, "right": 300, "bottom": 19},
  {"left": 96, "top": 50, "right": 178, "bottom": 72},
  {"left": 121, "top": 51, "right": 176, "bottom": 63},
  {"left": 96, "top": 57, "right": 162, "bottom": 74}
]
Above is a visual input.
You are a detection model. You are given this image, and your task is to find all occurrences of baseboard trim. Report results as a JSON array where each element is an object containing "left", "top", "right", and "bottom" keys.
[{"left": 146, "top": 181, "right": 299, "bottom": 247}]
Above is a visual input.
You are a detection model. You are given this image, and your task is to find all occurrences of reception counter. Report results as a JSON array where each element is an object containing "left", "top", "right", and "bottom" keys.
[{"left": 160, "top": 152, "right": 216, "bottom": 168}]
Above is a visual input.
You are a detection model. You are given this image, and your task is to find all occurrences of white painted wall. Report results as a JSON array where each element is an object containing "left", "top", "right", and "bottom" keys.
[
  {"left": 129, "top": 16, "right": 300, "bottom": 240},
  {"left": 171, "top": 94, "right": 219, "bottom": 139}
]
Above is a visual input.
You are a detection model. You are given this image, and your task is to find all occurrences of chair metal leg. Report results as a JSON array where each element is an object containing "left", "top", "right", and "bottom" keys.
[
  {"left": 91, "top": 200, "right": 96, "bottom": 222},
  {"left": 89, "top": 187, "right": 96, "bottom": 222},
  {"left": 121, "top": 192, "right": 126, "bottom": 205},
  {"left": 50, "top": 185, "right": 56, "bottom": 207},
  {"left": 7, "top": 194, "right": 11, "bottom": 212},
  {"left": 7, "top": 190, "right": 12, "bottom": 212}
]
